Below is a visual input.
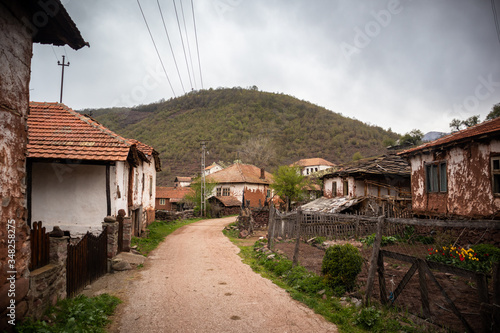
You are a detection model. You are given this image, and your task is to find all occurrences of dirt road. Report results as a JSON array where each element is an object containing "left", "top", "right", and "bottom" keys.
[{"left": 115, "top": 216, "right": 337, "bottom": 332}]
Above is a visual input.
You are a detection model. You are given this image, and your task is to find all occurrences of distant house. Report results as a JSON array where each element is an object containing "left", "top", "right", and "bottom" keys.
[
  {"left": 399, "top": 117, "right": 500, "bottom": 219},
  {"left": 174, "top": 176, "right": 192, "bottom": 188},
  {"left": 320, "top": 154, "right": 411, "bottom": 199},
  {"left": 156, "top": 186, "right": 193, "bottom": 211},
  {"left": 27, "top": 102, "right": 161, "bottom": 236},
  {"left": 204, "top": 162, "right": 224, "bottom": 176},
  {"left": 206, "top": 163, "right": 273, "bottom": 208},
  {"left": 208, "top": 196, "right": 241, "bottom": 217},
  {"left": 291, "top": 158, "right": 336, "bottom": 176}
]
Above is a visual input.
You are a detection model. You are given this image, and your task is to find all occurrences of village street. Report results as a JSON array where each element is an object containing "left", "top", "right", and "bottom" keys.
[{"left": 114, "top": 216, "right": 337, "bottom": 332}]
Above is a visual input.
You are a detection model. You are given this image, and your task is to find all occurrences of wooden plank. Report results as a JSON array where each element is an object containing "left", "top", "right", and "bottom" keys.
[
  {"left": 418, "top": 259, "right": 431, "bottom": 319},
  {"left": 380, "top": 250, "right": 417, "bottom": 264},
  {"left": 364, "top": 216, "right": 385, "bottom": 306},
  {"left": 493, "top": 263, "right": 500, "bottom": 305},
  {"left": 292, "top": 209, "right": 302, "bottom": 267},
  {"left": 377, "top": 251, "right": 388, "bottom": 305},
  {"left": 426, "top": 260, "right": 479, "bottom": 279},
  {"left": 421, "top": 260, "right": 475, "bottom": 333},
  {"left": 391, "top": 261, "right": 418, "bottom": 304},
  {"left": 385, "top": 217, "right": 500, "bottom": 229},
  {"left": 480, "top": 303, "right": 500, "bottom": 333},
  {"left": 476, "top": 272, "right": 491, "bottom": 333}
]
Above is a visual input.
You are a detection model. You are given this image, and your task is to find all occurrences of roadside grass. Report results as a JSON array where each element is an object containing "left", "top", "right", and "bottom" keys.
[
  {"left": 132, "top": 217, "right": 204, "bottom": 256},
  {"left": 223, "top": 222, "right": 433, "bottom": 333},
  {"left": 15, "top": 294, "right": 121, "bottom": 333}
]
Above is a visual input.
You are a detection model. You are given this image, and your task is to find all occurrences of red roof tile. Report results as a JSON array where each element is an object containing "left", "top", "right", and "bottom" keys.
[
  {"left": 206, "top": 163, "right": 273, "bottom": 185},
  {"left": 156, "top": 186, "right": 193, "bottom": 200},
  {"left": 28, "top": 102, "right": 156, "bottom": 162},
  {"left": 399, "top": 117, "right": 500, "bottom": 156},
  {"left": 291, "top": 158, "right": 335, "bottom": 167}
]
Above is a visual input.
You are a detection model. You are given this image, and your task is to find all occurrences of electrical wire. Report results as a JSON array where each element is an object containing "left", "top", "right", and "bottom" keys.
[
  {"left": 191, "top": 0, "right": 203, "bottom": 89},
  {"left": 173, "top": 0, "right": 194, "bottom": 91},
  {"left": 492, "top": 0, "right": 500, "bottom": 46},
  {"left": 137, "top": 0, "right": 176, "bottom": 97},
  {"left": 157, "top": 0, "right": 186, "bottom": 94},
  {"left": 180, "top": 0, "right": 197, "bottom": 89}
]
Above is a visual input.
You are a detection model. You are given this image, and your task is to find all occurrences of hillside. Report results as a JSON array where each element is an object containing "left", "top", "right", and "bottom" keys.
[{"left": 83, "top": 88, "right": 399, "bottom": 186}]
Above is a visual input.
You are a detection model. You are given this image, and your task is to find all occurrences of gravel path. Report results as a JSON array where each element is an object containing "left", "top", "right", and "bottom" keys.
[{"left": 116, "top": 216, "right": 337, "bottom": 332}]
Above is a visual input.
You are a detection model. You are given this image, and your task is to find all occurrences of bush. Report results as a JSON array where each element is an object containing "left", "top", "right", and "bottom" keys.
[
  {"left": 355, "top": 306, "right": 381, "bottom": 329},
  {"left": 360, "top": 234, "right": 397, "bottom": 247},
  {"left": 321, "top": 244, "right": 363, "bottom": 291},
  {"left": 472, "top": 243, "right": 500, "bottom": 262}
]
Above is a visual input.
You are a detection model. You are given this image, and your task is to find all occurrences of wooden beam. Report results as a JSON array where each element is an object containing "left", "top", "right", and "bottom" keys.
[{"left": 364, "top": 216, "right": 385, "bottom": 305}]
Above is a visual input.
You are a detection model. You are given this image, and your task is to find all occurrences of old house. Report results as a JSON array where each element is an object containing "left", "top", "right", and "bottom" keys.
[
  {"left": 206, "top": 163, "right": 273, "bottom": 208},
  {"left": 174, "top": 176, "right": 192, "bottom": 188},
  {"left": 321, "top": 154, "right": 411, "bottom": 199},
  {"left": 27, "top": 102, "right": 161, "bottom": 236},
  {"left": 399, "top": 117, "right": 500, "bottom": 219},
  {"left": 291, "top": 158, "right": 336, "bottom": 176},
  {"left": 156, "top": 186, "right": 193, "bottom": 211},
  {"left": 204, "top": 162, "right": 224, "bottom": 175},
  {"left": 0, "top": 0, "right": 87, "bottom": 327}
]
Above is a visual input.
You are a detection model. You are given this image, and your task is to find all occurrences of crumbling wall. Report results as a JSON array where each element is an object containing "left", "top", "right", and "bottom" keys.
[{"left": 0, "top": 7, "right": 33, "bottom": 329}]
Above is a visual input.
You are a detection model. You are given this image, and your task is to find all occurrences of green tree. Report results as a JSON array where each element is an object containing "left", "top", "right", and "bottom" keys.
[
  {"left": 449, "top": 118, "right": 462, "bottom": 132},
  {"left": 399, "top": 129, "right": 423, "bottom": 146},
  {"left": 183, "top": 176, "right": 218, "bottom": 216},
  {"left": 450, "top": 115, "right": 480, "bottom": 132},
  {"left": 486, "top": 103, "right": 500, "bottom": 120},
  {"left": 352, "top": 152, "right": 363, "bottom": 161},
  {"left": 270, "top": 165, "right": 309, "bottom": 211}
]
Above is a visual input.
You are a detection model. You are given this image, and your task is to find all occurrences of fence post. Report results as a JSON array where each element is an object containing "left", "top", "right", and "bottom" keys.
[
  {"left": 102, "top": 216, "right": 118, "bottom": 259},
  {"left": 364, "top": 215, "right": 385, "bottom": 306},
  {"left": 268, "top": 206, "right": 275, "bottom": 250},
  {"left": 292, "top": 208, "right": 303, "bottom": 267},
  {"left": 122, "top": 216, "right": 132, "bottom": 252}
]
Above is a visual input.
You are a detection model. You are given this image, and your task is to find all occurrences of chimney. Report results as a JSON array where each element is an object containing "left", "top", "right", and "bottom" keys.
[{"left": 260, "top": 168, "right": 265, "bottom": 179}]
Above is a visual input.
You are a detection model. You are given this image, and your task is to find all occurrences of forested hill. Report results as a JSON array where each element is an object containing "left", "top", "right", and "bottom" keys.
[{"left": 84, "top": 87, "right": 399, "bottom": 186}]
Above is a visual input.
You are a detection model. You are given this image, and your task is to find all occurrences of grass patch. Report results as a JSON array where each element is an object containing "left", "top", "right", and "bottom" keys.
[
  {"left": 132, "top": 218, "right": 204, "bottom": 256},
  {"left": 16, "top": 294, "right": 121, "bottom": 333},
  {"left": 224, "top": 233, "right": 434, "bottom": 333}
]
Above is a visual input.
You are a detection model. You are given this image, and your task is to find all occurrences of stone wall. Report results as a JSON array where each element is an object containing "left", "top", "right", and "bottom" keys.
[
  {"left": 0, "top": 6, "right": 33, "bottom": 330},
  {"left": 155, "top": 210, "right": 194, "bottom": 222},
  {"left": 26, "top": 236, "right": 68, "bottom": 320}
]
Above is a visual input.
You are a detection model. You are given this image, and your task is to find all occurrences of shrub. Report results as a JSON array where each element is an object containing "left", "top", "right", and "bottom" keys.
[
  {"left": 360, "top": 234, "right": 397, "bottom": 247},
  {"left": 472, "top": 243, "right": 500, "bottom": 262},
  {"left": 321, "top": 244, "right": 363, "bottom": 291},
  {"left": 355, "top": 306, "right": 381, "bottom": 329}
]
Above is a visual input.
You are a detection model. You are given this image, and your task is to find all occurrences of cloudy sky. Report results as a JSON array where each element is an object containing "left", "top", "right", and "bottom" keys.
[{"left": 30, "top": 0, "right": 500, "bottom": 135}]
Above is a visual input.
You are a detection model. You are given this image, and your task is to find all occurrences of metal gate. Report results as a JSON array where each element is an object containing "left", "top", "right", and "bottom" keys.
[{"left": 67, "top": 228, "right": 108, "bottom": 297}]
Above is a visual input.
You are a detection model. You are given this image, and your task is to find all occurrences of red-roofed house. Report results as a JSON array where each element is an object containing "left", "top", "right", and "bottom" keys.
[
  {"left": 291, "top": 158, "right": 336, "bottom": 176},
  {"left": 204, "top": 162, "right": 223, "bottom": 176},
  {"left": 156, "top": 186, "right": 193, "bottom": 211},
  {"left": 206, "top": 163, "right": 273, "bottom": 208},
  {"left": 174, "top": 176, "right": 192, "bottom": 188},
  {"left": 27, "top": 102, "right": 161, "bottom": 236},
  {"left": 399, "top": 117, "right": 500, "bottom": 219}
]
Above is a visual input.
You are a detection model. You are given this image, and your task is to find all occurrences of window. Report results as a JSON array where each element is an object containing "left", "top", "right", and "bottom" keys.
[
  {"left": 343, "top": 180, "right": 349, "bottom": 196},
  {"left": 267, "top": 189, "right": 271, "bottom": 198},
  {"left": 332, "top": 182, "right": 337, "bottom": 197},
  {"left": 216, "top": 187, "right": 222, "bottom": 196},
  {"left": 426, "top": 161, "right": 447, "bottom": 193},
  {"left": 222, "top": 188, "right": 230, "bottom": 196},
  {"left": 492, "top": 157, "right": 500, "bottom": 195},
  {"left": 149, "top": 176, "right": 153, "bottom": 197},
  {"left": 159, "top": 198, "right": 166, "bottom": 205}
]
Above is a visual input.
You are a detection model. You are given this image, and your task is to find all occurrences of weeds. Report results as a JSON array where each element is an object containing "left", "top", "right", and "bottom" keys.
[{"left": 16, "top": 294, "right": 121, "bottom": 333}]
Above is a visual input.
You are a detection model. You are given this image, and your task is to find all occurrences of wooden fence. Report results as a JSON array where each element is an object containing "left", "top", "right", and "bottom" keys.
[
  {"left": 268, "top": 206, "right": 500, "bottom": 332},
  {"left": 29, "top": 221, "right": 50, "bottom": 271},
  {"left": 67, "top": 228, "right": 108, "bottom": 297}
]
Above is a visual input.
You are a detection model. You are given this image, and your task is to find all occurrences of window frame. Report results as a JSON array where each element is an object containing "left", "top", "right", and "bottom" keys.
[
  {"left": 425, "top": 160, "right": 447, "bottom": 193},
  {"left": 159, "top": 198, "right": 166, "bottom": 206},
  {"left": 216, "top": 187, "right": 222, "bottom": 197},
  {"left": 491, "top": 156, "right": 500, "bottom": 196},
  {"left": 222, "top": 187, "right": 230, "bottom": 196}
]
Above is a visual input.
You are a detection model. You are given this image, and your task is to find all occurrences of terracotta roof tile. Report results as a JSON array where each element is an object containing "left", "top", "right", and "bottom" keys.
[
  {"left": 210, "top": 196, "right": 241, "bottom": 207},
  {"left": 206, "top": 163, "right": 273, "bottom": 185},
  {"left": 291, "top": 158, "right": 335, "bottom": 167},
  {"left": 156, "top": 186, "right": 193, "bottom": 200},
  {"left": 399, "top": 117, "right": 500, "bottom": 156},
  {"left": 27, "top": 102, "right": 156, "bottom": 162}
]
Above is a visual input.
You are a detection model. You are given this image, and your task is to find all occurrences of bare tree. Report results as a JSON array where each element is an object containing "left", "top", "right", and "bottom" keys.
[{"left": 239, "top": 137, "right": 277, "bottom": 168}]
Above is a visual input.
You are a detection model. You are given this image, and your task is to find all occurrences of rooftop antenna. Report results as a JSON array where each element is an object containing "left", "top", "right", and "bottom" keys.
[{"left": 58, "top": 55, "right": 70, "bottom": 103}]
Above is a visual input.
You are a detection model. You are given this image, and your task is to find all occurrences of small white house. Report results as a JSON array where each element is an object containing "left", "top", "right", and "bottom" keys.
[
  {"left": 291, "top": 158, "right": 336, "bottom": 176},
  {"left": 27, "top": 102, "right": 161, "bottom": 236},
  {"left": 204, "top": 162, "right": 224, "bottom": 176}
]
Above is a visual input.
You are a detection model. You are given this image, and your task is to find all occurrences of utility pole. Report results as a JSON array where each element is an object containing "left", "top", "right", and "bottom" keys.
[
  {"left": 58, "top": 55, "right": 70, "bottom": 103},
  {"left": 200, "top": 141, "right": 207, "bottom": 217}
]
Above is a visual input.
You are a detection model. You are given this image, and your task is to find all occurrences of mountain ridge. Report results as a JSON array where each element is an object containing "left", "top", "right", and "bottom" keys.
[{"left": 83, "top": 87, "right": 400, "bottom": 186}]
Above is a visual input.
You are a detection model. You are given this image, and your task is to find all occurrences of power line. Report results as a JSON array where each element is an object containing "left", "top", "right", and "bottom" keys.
[
  {"left": 157, "top": 0, "right": 186, "bottom": 94},
  {"left": 180, "top": 0, "right": 197, "bottom": 89},
  {"left": 173, "top": 0, "right": 194, "bottom": 91},
  {"left": 191, "top": 0, "right": 203, "bottom": 89},
  {"left": 492, "top": 0, "right": 500, "bottom": 46},
  {"left": 137, "top": 0, "right": 176, "bottom": 97}
]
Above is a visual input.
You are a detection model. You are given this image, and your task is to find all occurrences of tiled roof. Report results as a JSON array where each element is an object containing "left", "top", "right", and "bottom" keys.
[
  {"left": 175, "top": 177, "right": 192, "bottom": 183},
  {"left": 28, "top": 102, "right": 157, "bottom": 163},
  {"left": 399, "top": 117, "right": 500, "bottom": 156},
  {"left": 206, "top": 163, "right": 273, "bottom": 185},
  {"left": 291, "top": 158, "right": 335, "bottom": 167},
  {"left": 321, "top": 154, "right": 410, "bottom": 178},
  {"left": 156, "top": 186, "right": 193, "bottom": 200},
  {"left": 209, "top": 196, "right": 241, "bottom": 207}
]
